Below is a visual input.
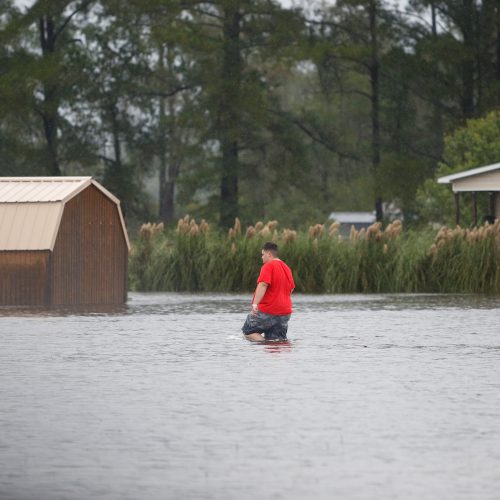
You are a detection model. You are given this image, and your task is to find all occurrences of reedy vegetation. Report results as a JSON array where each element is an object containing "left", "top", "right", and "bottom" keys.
[{"left": 130, "top": 218, "right": 500, "bottom": 294}]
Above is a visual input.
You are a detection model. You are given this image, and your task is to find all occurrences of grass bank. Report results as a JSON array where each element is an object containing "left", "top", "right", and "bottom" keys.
[{"left": 129, "top": 217, "right": 500, "bottom": 294}]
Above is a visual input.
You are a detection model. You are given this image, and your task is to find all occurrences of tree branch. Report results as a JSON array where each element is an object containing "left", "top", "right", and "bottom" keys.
[
  {"left": 270, "top": 109, "right": 361, "bottom": 161},
  {"left": 53, "top": 0, "right": 93, "bottom": 43}
]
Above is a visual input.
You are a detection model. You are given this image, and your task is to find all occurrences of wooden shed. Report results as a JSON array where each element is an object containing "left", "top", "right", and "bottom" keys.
[
  {"left": 438, "top": 163, "right": 500, "bottom": 225},
  {"left": 0, "top": 177, "right": 130, "bottom": 306}
]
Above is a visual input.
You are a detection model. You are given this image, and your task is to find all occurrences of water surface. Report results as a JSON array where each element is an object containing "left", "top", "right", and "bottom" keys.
[{"left": 1, "top": 293, "right": 500, "bottom": 500}]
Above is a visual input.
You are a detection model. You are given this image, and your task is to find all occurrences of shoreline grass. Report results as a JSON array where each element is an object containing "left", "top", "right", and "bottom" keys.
[{"left": 129, "top": 217, "right": 500, "bottom": 294}]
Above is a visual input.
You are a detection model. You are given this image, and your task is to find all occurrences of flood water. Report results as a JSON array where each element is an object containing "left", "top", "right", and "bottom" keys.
[{"left": 1, "top": 293, "right": 500, "bottom": 500}]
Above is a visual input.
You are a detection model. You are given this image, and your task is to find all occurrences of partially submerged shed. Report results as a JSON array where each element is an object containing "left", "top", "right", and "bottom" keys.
[
  {"left": 438, "top": 163, "right": 500, "bottom": 225},
  {"left": 0, "top": 177, "right": 130, "bottom": 306}
]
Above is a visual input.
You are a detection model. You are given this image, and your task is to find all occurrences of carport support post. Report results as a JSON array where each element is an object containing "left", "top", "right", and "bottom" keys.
[
  {"left": 455, "top": 192, "right": 460, "bottom": 226},
  {"left": 472, "top": 191, "right": 477, "bottom": 226}
]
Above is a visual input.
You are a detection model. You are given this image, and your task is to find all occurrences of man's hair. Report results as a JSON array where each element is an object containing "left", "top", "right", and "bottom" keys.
[{"left": 262, "top": 242, "right": 278, "bottom": 256}]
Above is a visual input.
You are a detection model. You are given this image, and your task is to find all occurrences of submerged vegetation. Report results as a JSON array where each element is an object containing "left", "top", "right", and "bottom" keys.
[{"left": 129, "top": 217, "right": 500, "bottom": 294}]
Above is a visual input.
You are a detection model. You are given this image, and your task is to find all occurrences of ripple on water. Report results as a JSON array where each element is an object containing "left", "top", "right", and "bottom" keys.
[{"left": 1, "top": 293, "right": 500, "bottom": 500}]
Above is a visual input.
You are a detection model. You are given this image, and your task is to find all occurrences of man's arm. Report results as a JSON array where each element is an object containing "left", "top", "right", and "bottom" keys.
[{"left": 251, "top": 282, "right": 268, "bottom": 314}]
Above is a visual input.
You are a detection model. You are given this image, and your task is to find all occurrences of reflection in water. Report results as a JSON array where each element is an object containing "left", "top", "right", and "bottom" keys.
[
  {"left": 263, "top": 340, "right": 293, "bottom": 354},
  {"left": 1, "top": 292, "right": 500, "bottom": 500},
  {"left": 0, "top": 303, "right": 128, "bottom": 317}
]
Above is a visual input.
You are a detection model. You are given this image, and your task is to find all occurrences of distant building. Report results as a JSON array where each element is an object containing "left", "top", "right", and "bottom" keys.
[
  {"left": 0, "top": 177, "right": 130, "bottom": 306},
  {"left": 438, "top": 162, "right": 500, "bottom": 225},
  {"left": 328, "top": 211, "right": 377, "bottom": 234}
]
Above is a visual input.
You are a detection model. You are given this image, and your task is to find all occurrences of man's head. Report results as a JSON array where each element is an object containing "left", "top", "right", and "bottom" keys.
[{"left": 261, "top": 242, "right": 278, "bottom": 263}]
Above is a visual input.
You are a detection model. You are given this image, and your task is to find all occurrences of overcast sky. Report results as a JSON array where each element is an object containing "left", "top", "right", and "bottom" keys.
[
  {"left": 14, "top": 0, "right": 409, "bottom": 17},
  {"left": 14, "top": 0, "right": 338, "bottom": 10}
]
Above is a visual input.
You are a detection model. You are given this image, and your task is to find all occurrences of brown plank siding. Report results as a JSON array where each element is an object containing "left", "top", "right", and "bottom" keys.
[
  {"left": 51, "top": 185, "right": 128, "bottom": 305},
  {"left": 0, "top": 251, "right": 49, "bottom": 305}
]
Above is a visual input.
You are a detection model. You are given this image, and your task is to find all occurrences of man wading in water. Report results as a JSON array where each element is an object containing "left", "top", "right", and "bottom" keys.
[{"left": 242, "top": 242, "right": 295, "bottom": 342}]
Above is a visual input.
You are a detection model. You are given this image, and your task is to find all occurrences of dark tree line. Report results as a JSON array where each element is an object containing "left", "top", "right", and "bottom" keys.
[{"left": 1, "top": 0, "right": 500, "bottom": 228}]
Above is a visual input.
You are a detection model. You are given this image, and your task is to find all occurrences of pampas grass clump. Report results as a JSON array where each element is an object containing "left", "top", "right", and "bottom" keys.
[{"left": 129, "top": 218, "right": 500, "bottom": 294}]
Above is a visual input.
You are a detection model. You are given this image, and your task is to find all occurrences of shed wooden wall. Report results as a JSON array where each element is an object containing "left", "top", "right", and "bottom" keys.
[
  {"left": 0, "top": 251, "right": 50, "bottom": 305},
  {"left": 50, "top": 185, "right": 128, "bottom": 305}
]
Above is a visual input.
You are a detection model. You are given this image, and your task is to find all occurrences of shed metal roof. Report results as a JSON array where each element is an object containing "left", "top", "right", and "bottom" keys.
[
  {"left": 0, "top": 177, "right": 129, "bottom": 251},
  {"left": 0, "top": 203, "right": 62, "bottom": 251},
  {"left": 0, "top": 177, "right": 120, "bottom": 203},
  {"left": 328, "top": 211, "right": 377, "bottom": 224}
]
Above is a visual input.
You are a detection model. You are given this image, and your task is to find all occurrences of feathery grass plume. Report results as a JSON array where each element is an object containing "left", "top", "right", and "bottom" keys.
[
  {"left": 199, "top": 219, "right": 209, "bottom": 234},
  {"left": 176, "top": 217, "right": 190, "bottom": 234},
  {"left": 391, "top": 219, "right": 402, "bottom": 236},
  {"left": 282, "top": 229, "right": 297, "bottom": 244},
  {"left": 366, "top": 222, "right": 382, "bottom": 241},
  {"left": 139, "top": 223, "right": 153, "bottom": 240},
  {"left": 350, "top": 225, "right": 357, "bottom": 241},
  {"left": 308, "top": 224, "right": 324, "bottom": 239},
  {"left": 154, "top": 222, "right": 164, "bottom": 234},
  {"left": 255, "top": 221, "right": 264, "bottom": 231},
  {"left": 267, "top": 220, "right": 279, "bottom": 232},
  {"left": 231, "top": 242, "right": 236, "bottom": 254},
  {"left": 139, "top": 222, "right": 164, "bottom": 240},
  {"left": 245, "top": 226, "right": 256, "bottom": 239},
  {"left": 228, "top": 228, "right": 235, "bottom": 239},
  {"left": 451, "top": 225, "right": 464, "bottom": 239},
  {"left": 384, "top": 220, "right": 403, "bottom": 239},
  {"left": 329, "top": 221, "right": 340, "bottom": 237},
  {"left": 259, "top": 225, "right": 271, "bottom": 238},
  {"left": 435, "top": 226, "right": 447, "bottom": 243},
  {"left": 233, "top": 218, "right": 241, "bottom": 235}
]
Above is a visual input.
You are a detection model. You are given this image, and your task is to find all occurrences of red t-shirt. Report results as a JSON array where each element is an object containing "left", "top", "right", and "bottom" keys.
[{"left": 255, "top": 259, "right": 295, "bottom": 315}]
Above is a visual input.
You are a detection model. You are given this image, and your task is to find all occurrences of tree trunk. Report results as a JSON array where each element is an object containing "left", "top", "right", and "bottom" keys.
[
  {"left": 39, "top": 15, "right": 61, "bottom": 176},
  {"left": 160, "top": 178, "right": 176, "bottom": 223},
  {"left": 431, "top": 1, "right": 437, "bottom": 36},
  {"left": 103, "top": 102, "right": 126, "bottom": 212},
  {"left": 41, "top": 111, "right": 60, "bottom": 176},
  {"left": 369, "top": 0, "right": 383, "bottom": 221},
  {"left": 461, "top": 0, "right": 475, "bottom": 118},
  {"left": 430, "top": 1, "right": 443, "bottom": 165},
  {"left": 496, "top": 1, "right": 500, "bottom": 104},
  {"left": 219, "top": 6, "right": 242, "bottom": 228},
  {"left": 158, "top": 44, "right": 180, "bottom": 224},
  {"left": 160, "top": 95, "right": 180, "bottom": 224}
]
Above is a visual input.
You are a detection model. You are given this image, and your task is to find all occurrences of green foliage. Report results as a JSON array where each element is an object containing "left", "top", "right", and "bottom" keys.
[
  {"left": 2, "top": 0, "right": 500, "bottom": 229},
  {"left": 417, "top": 110, "right": 500, "bottom": 225},
  {"left": 129, "top": 217, "right": 500, "bottom": 294},
  {"left": 441, "top": 111, "right": 500, "bottom": 171}
]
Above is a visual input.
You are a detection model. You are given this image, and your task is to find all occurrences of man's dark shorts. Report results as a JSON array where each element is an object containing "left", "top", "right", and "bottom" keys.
[{"left": 242, "top": 311, "right": 291, "bottom": 341}]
